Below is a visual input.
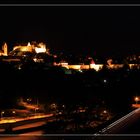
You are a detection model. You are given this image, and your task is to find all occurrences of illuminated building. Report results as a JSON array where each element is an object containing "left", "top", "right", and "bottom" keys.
[
  {"left": 10, "top": 42, "right": 49, "bottom": 56},
  {"left": 13, "top": 42, "right": 34, "bottom": 52},
  {"left": 0, "top": 43, "right": 8, "bottom": 56},
  {"left": 34, "top": 43, "right": 47, "bottom": 53},
  {"left": 3, "top": 43, "right": 8, "bottom": 56}
]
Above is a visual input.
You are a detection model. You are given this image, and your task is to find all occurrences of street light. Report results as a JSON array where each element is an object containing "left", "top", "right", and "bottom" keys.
[
  {"left": 134, "top": 96, "right": 139, "bottom": 104},
  {"left": 62, "top": 105, "right": 65, "bottom": 108},
  {"left": 1, "top": 111, "right": 4, "bottom": 120},
  {"left": 27, "top": 98, "right": 32, "bottom": 102},
  {"left": 103, "top": 110, "right": 107, "bottom": 114},
  {"left": 103, "top": 79, "right": 107, "bottom": 83},
  {"left": 12, "top": 111, "right": 16, "bottom": 116},
  {"left": 12, "top": 111, "right": 16, "bottom": 113}
]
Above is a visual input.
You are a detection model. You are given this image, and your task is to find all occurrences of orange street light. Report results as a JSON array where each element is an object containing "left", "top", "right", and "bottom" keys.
[
  {"left": 135, "top": 97, "right": 139, "bottom": 104},
  {"left": 103, "top": 110, "right": 107, "bottom": 114},
  {"left": 12, "top": 111, "right": 16, "bottom": 114}
]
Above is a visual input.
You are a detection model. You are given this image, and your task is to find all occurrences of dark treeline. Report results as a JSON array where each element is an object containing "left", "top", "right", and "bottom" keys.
[{"left": 0, "top": 61, "right": 138, "bottom": 115}]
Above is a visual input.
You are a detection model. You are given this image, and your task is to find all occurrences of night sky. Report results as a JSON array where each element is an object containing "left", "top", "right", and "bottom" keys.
[{"left": 0, "top": 6, "right": 140, "bottom": 57}]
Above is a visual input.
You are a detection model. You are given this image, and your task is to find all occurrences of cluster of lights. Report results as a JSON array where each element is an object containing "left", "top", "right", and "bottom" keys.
[{"left": 13, "top": 42, "right": 48, "bottom": 54}]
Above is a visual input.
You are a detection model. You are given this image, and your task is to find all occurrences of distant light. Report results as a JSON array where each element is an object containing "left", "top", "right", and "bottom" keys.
[
  {"left": 18, "top": 66, "right": 22, "bottom": 70},
  {"left": 27, "top": 98, "right": 32, "bottom": 102},
  {"left": 103, "top": 110, "right": 107, "bottom": 114},
  {"left": 103, "top": 79, "right": 107, "bottom": 83},
  {"left": 35, "top": 47, "right": 46, "bottom": 53},
  {"left": 134, "top": 96, "right": 139, "bottom": 102},
  {"left": 35, "top": 43, "right": 46, "bottom": 53},
  {"left": 90, "top": 64, "right": 103, "bottom": 71},
  {"left": 12, "top": 111, "right": 16, "bottom": 114},
  {"left": 54, "top": 55, "right": 57, "bottom": 58},
  {"left": 79, "top": 69, "right": 83, "bottom": 73},
  {"left": 33, "top": 58, "right": 37, "bottom": 62},
  {"left": 27, "top": 42, "right": 31, "bottom": 46},
  {"left": 1, "top": 111, "right": 4, "bottom": 114}
]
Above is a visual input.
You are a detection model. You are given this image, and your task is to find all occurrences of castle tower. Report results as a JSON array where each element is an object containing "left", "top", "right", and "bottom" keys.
[
  {"left": 2, "top": 43, "right": 8, "bottom": 56},
  {"left": 27, "top": 42, "right": 33, "bottom": 52}
]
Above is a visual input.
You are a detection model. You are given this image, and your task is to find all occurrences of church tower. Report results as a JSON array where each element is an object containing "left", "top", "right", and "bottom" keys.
[{"left": 2, "top": 43, "right": 8, "bottom": 56}]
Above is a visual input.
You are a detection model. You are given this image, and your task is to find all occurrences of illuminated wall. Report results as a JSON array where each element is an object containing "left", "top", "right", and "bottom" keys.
[
  {"left": 13, "top": 42, "right": 47, "bottom": 54},
  {"left": 60, "top": 64, "right": 103, "bottom": 71},
  {"left": 13, "top": 45, "right": 33, "bottom": 52}
]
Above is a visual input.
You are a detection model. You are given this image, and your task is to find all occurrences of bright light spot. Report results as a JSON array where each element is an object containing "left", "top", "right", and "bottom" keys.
[
  {"left": 18, "top": 66, "right": 22, "bottom": 70},
  {"left": 103, "top": 79, "right": 107, "bottom": 83},
  {"left": 103, "top": 110, "right": 107, "bottom": 114},
  {"left": 68, "top": 65, "right": 81, "bottom": 70},
  {"left": 60, "top": 62, "right": 69, "bottom": 69},
  {"left": 27, "top": 42, "right": 31, "bottom": 46},
  {"left": 27, "top": 98, "right": 32, "bottom": 102},
  {"left": 90, "top": 64, "right": 103, "bottom": 71},
  {"left": 35, "top": 47, "right": 46, "bottom": 53},
  {"left": 33, "top": 58, "right": 37, "bottom": 62},
  {"left": 35, "top": 43, "right": 46, "bottom": 53},
  {"left": 12, "top": 111, "right": 16, "bottom": 114},
  {"left": 79, "top": 69, "right": 83, "bottom": 73},
  {"left": 135, "top": 97, "right": 139, "bottom": 102}
]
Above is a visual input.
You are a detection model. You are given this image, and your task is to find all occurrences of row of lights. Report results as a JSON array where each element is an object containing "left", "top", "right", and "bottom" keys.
[{"left": 1, "top": 111, "right": 16, "bottom": 120}]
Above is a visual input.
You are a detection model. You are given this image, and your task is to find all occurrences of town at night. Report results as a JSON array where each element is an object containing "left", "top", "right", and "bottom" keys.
[{"left": 0, "top": 4, "right": 140, "bottom": 140}]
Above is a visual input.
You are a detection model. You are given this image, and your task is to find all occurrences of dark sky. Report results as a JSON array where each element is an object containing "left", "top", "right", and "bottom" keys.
[{"left": 0, "top": 6, "right": 140, "bottom": 57}]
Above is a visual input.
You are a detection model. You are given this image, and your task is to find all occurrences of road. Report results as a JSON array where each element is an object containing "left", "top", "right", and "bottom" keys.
[
  {"left": 0, "top": 113, "right": 53, "bottom": 133},
  {"left": 0, "top": 114, "right": 53, "bottom": 124},
  {"left": 93, "top": 107, "right": 140, "bottom": 140},
  {"left": 1, "top": 108, "right": 140, "bottom": 140},
  {"left": 0, "top": 131, "right": 44, "bottom": 140}
]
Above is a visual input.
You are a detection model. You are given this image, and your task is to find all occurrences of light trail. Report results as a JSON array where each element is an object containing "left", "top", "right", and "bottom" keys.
[
  {"left": 97, "top": 107, "right": 140, "bottom": 134},
  {"left": 0, "top": 114, "right": 53, "bottom": 124}
]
